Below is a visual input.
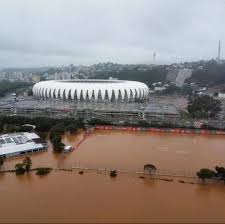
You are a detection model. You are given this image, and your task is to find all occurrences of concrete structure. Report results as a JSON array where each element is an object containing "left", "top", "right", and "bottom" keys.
[
  {"left": 33, "top": 79, "right": 149, "bottom": 102},
  {"left": 0, "top": 132, "right": 47, "bottom": 158},
  {"left": 175, "top": 69, "right": 193, "bottom": 87}
]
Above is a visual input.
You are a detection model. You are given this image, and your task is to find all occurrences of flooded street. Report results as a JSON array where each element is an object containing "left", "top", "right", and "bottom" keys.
[{"left": 1, "top": 130, "right": 225, "bottom": 223}]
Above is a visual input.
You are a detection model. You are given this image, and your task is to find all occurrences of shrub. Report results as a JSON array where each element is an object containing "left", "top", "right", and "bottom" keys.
[
  {"left": 110, "top": 170, "right": 117, "bottom": 177},
  {"left": 36, "top": 168, "right": 52, "bottom": 176},
  {"left": 15, "top": 163, "right": 26, "bottom": 175}
]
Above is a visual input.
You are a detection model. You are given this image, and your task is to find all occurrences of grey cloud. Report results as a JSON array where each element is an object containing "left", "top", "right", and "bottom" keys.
[{"left": 0, "top": 0, "right": 224, "bottom": 68}]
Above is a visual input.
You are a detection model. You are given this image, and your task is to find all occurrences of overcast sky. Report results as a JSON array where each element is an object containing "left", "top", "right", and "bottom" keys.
[{"left": 0, "top": 0, "right": 224, "bottom": 68}]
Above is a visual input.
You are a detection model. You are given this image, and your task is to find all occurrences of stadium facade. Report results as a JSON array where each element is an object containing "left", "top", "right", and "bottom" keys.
[{"left": 33, "top": 80, "right": 149, "bottom": 102}]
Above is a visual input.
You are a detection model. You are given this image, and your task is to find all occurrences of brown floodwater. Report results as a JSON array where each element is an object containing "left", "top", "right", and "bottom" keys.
[
  {"left": 1, "top": 130, "right": 225, "bottom": 223},
  {"left": 4, "top": 130, "right": 225, "bottom": 172}
]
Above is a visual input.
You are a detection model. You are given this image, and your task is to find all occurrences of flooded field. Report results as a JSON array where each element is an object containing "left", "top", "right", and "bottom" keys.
[
  {"left": 1, "top": 130, "right": 225, "bottom": 223},
  {"left": 4, "top": 130, "right": 225, "bottom": 172}
]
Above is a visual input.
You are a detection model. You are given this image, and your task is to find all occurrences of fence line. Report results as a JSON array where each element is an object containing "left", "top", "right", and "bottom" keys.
[
  {"left": 70, "top": 165, "right": 197, "bottom": 179},
  {"left": 95, "top": 125, "right": 225, "bottom": 136}
]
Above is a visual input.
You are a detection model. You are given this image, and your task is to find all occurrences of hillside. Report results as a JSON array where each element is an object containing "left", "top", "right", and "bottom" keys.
[
  {"left": 189, "top": 60, "right": 225, "bottom": 87},
  {"left": 91, "top": 66, "right": 168, "bottom": 86}
]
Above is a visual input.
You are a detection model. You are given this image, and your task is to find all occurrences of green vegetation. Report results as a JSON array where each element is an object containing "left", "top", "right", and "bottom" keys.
[
  {"left": 144, "top": 164, "right": 157, "bottom": 175},
  {"left": 65, "top": 124, "right": 78, "bottom": 134},
  {"left": 162, "top": 84, "right": 193, "bottom": 96},
  {"left": 0, "top": 80, "right": 31, "bottom": 97},
  {"left": 15, "top": 163, "right": 26, "bottom": 175},
  {"left": 215, "top": 166, "right": 225, "bottom": 183},
  {"left": 0, "top": 156, "right": 4, "bottom": 169},
  {"left": 187, "top": 95, "right": 221, "bottom": 118},
  {"left": 190, "top": 60, "right": 225, "bottom": 86},
  {"left": 0, "top": 116, "right": 85, "bottom": 134},
  {"left": 15, "top": 157, "right": 32, "bottom": 175},
  {"left": 92, "top": 66, "right": 168, "bottom": 86},
  {"left": 110, "top": 170, "right": 117, "bottom": 177},
  {"left": 197, "top": 166, "right": 225, "bottom": 184},
  {"left": 36, "top": 167, "right": 52, "bottom": 176},
  {"left": 23, "top": 157, "right": 32, "bottom": 172},
  {"left": 197, "top": 168, "right": 216, "bottom": 184},
  {"left": 50, "top": 134, "right": 65, "bottom": 153}
]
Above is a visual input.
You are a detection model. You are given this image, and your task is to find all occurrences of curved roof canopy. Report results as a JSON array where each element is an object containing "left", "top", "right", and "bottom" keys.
[{"left": 33, "top": 79, "right": 149, "bottom": 102}]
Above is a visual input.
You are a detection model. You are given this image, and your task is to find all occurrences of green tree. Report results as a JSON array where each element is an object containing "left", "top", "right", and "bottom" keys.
[
  {"left": 51, "top": 134, "right": 65, "bottom": 153},
  {"left": 110, "top": 170, "right": 117, "bottom": 178},
  {"left": 15, "top": 163, "right": 26, "bottom": 175},
  {"left": 215, "top": 166, "right": 225, "bottom": 183},
  {"left": 65, "top": 124, "right": 77, "bottom": 134},
  {"left": 144, "top": 164, "right": 157, "bottom": 175},
  {"left": 197, "top": 168, "right": 215, "bottom": 184},
  {"left": 23, "top": 157, "right": 32, "bottom": 172},
  {"left": 187, "top": 95, "right": 221, "bottom": 118},
  {"left": 36, "top": 167, "right": 52, "bottom": 176},
  {"left": 0, "top": 156, "right": 4, "bottom": 169},
  {"left": 190, "top": 60, "right": 225, "bottom": 86}
]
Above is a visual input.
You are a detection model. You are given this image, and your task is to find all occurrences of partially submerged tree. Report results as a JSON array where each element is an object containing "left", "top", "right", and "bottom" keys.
[
  {"left": 36, "top": 168, "right": 52, "bottom": 176},
  {"left": 110, "top": 170, "right": 117, "bottom": 178},
  {"left": 15, "top": 163, "right": 26, "bottom": 175},
  {"left": 23, "top": 157, "right": 32, "bottom": 172},
  {"left": 51, "top": 135, "right": 65, "bottom": 153},
  {"left": 215, "top": 166, "right": 225, "bottom": 183},
  {"left": 0, "top": 156, "right": 4, "bottom": 169},
  {"left": 196, "top": 168, "right": 215, "bottom": 184},
  {"left": 144, "top": 164, "right": 157, "bottom": 176}
]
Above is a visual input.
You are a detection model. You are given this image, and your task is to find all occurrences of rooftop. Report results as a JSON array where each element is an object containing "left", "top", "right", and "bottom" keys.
[{"left": 0, "top": 132, "right": 45, "bottom": 157}]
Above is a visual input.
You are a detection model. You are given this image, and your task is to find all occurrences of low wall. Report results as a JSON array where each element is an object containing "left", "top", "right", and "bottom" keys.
[{"left": 95, "top": 125, "right": 225, "bottom": 135}]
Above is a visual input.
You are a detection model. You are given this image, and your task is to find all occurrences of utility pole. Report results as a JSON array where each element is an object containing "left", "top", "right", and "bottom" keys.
[
  {"left": 153, "top": 52, "right": 156, "bottom": 65},
  {"left": 217, "top": 40, "right": 221, "bottom": 61}
]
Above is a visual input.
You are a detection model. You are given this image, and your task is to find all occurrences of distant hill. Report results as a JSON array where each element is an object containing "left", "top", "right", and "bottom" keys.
[
  {"left": 91, "top": 66, "right": 168, "bottom": 86},
  {"left": 1, "top": 67, "right": 52, "bottom": 73}
]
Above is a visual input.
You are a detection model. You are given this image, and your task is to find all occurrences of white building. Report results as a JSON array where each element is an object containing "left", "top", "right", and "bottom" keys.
[
  {"left": 0, "top": 132, "right": 47, "bottom": 158},
  {"left": 218, "top": 93, "right": 225, "bottom": 99}
]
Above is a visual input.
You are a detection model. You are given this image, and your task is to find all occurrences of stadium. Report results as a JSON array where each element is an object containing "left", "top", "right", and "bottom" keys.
[{"left": 33, "top": 79, "right": 149, "bottom": 102}]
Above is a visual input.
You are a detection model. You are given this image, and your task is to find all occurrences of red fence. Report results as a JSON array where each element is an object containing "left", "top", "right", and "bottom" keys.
[{"left": 95, "top": 125, "right": 225, "bottom": 135}]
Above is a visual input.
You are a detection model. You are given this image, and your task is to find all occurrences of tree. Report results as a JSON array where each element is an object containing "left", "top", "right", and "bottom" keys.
[
  {"left": 190, "top": 60, "right": 225, "bottom": 86},
  {"left": 197, "top": 168, "right": 215, "bottom": 184},
  {"left": 144, "top": 164, "right": 157, "bottom": 175},
  {"left": 110, "top": 170, "right": 117, "bottom": 178},
  {"left": 65, "top": 124, "right": 77, "bottom": 134},
  {"left": 0, "top": 156, "right": 4, "bottom": 169},
  {"left": 23, "top": 157, "right": 32, "bottom": 172},
  {"left": 215, "top": 166, "right": 225, "bottom": 183},
  {"left": 187, "top": 95, "right": 221, "bottom": 118},
  {"left": 15, "top": 163, "right": 26, "bottom": 175},
  {"left": 51, "top": 134, "right": 65, "bottom": 153},
  {"left": 36, "top": 167, "right": 52, "bottom": 176}
]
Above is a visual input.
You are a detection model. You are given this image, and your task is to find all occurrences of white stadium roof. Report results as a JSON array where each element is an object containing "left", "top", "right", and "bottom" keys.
[{"left": 33, "top": 79, "right": 149, "bottom": 102}]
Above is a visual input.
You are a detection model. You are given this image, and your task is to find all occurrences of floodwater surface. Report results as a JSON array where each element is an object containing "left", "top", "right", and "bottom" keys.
[
  {"left": 4, "top": 130, "right": 225, "bottom": 171},
  {"left": 1, "top": 130, "right": 225, "bottom": 223}
]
